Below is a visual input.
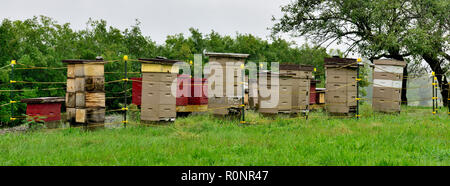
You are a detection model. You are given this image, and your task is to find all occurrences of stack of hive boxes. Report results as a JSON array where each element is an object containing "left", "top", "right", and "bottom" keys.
[
  {"left": 372, "top": 59, "right": 406, "bottom": 113},
  {"left": 140, "top": 58, "right": 179, "bottom": 122},
  {"left": 257, "top": 72, "right": 295, "bottom": 114},
  {"left": 63, "top": 59, "right": 105, "bottom": 127},
  {"left": 205, "top": 52, "right": 249, "bottom": 115},
  {"left": 279, "top": 64, "right": 314, "bottom": 113},
  {"left": 324, "top": 57, "right": 358, "bottom": 114}
]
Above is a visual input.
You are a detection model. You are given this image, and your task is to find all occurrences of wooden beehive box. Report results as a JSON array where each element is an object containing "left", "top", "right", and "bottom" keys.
[
  {"left": 139, "top": 58, "right": 180, "bottom": 122},
  {"left": 205, "top": 52, "right": 249, "bottom": 115},
  {"left": 373, "top": 59, "right": 406, "bottom": 113},
  {"left": 21, "top": 97, "right": 65, "bottom": 123},
  {"left": 257, "top": 72, "right": 297, "bottom": 114},
  {"left": 63, "top": 59, "right": 105, "bottom": 127},
  {"left": 324, "top": 57, "right": 358, "bottom": 114},
  {"left": 280, "top": 64, "right": 314, "bottom": 113}
]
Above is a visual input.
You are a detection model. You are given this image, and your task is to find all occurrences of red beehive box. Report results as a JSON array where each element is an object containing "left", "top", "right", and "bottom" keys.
[
  {"left": 177, "top": 74, "right": 190, "bottom": 106},
  {"left": 131, "top": 77, "right": 143, "bottom": 106},
  {"left": 21, "top": 97, "right": 65, "bottom": 122},
  {"left": 310, "top": 80, "right": 320, "bottom": 104},
  {"left": 189, "top": 78, "right": 208, "bottom": 105}
]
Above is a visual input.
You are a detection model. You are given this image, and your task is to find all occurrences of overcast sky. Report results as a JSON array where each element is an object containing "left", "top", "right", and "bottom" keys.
[{"left": 0, "top": 0, "right": 350, "bottom": 55}]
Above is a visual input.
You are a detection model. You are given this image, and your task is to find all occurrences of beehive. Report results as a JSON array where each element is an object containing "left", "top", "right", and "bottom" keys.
[
  {"left": 279, "top": 64, "right": 314, "bottom": 113},
  {"left": 176, "top": 76, "right": 209, "bottom": 113},
  {"left": 140, "top": 58, "right": 179, "bottom": 122},
  {"left": 63, "top": 59, "right": 105, "bottom": 128},
  {"left": 205, "top": 52, "right": 249, "bottom": 115},
  {"left": 21, "top": 97, "right": 65, "bottom": 122},
  {"left": 257, "top": 72, "right": 296, "bottom": 114},
  {"left": 372, "top": 59, "right": 406, "bottom": 113},
  {"left": 176, "top": 74, "right": 190, "bottom": 107},
  {"left": 324, "top": 57, "right": 358, "bottom": 114}
]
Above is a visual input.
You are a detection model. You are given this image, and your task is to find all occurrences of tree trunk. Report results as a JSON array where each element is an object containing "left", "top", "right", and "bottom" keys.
[
  {"left": 389, "top": 54, "right": 408, "bottom": 105},
  {"left": 422, "top": 54, "right": 448, "bottom": 107}
]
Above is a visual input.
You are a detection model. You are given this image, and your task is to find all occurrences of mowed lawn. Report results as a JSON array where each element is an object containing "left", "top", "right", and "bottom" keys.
[{"left": 0, "top": 106, "right": 448, "bottom": 166}]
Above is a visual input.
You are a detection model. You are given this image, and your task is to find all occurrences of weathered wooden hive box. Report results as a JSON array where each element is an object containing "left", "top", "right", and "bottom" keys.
[
  {"left": 63, "top": 59, "right": 105, "bottom": 127},
  {"left": 21, "top": 97, "right": 65, "bottom": 123},
  {"left": 257, "top": 72, "right": 295, "bottom": 114},
  {"left": 205, "top": 52, "right": 249, "bottom": 115},
  {"left": 140, "top": 58, "right": 179, "bottom": 122},
  {"left": 324, "top": 57, "right": 358, "bottom": 114},
  {"left": 279, "top": 64, "right": 314, "bottom": 113},
  {"left": 372, "top": 59, "right": 406, "bottom": 113}
]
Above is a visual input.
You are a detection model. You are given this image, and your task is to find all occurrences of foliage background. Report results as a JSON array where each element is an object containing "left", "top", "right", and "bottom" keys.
[{"left": 0, "top": 16, "right": 332, "bottom": 126}]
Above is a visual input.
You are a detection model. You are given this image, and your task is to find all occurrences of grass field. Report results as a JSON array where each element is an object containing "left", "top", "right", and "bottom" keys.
[{"left": 0, "top": 105, "right": 448, "bottom": 166}]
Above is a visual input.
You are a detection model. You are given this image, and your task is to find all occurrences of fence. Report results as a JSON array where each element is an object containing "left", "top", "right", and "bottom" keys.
[{"left": 0, "top": 57, "right": 448, "bottom": 129}]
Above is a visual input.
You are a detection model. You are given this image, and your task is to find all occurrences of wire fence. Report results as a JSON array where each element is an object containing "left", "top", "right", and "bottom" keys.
[{"left": 1, "top": 58, "right": 448, "bottom": 130}]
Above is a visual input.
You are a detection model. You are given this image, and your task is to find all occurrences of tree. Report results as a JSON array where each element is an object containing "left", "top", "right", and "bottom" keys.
[
  {"left": 403, "top": 0, "right": 449, "bottom": 106},
  {"left": 272, "top": 0, "right": 449, "bottom": 106}
]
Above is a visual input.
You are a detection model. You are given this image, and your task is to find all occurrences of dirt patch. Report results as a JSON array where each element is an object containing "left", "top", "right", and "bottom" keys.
[{"left": 0, "top": 125, "right": 29, "bottom": 135}]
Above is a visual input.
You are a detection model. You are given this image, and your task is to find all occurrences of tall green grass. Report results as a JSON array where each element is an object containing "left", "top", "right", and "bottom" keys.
[{"left": 0, "top": 106, "right": 448, "bottom": 166}]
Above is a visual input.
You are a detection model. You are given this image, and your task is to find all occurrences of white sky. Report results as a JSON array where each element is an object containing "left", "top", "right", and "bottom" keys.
[{"left": 0, "top": 0, "right": 351, "bottom": 56}]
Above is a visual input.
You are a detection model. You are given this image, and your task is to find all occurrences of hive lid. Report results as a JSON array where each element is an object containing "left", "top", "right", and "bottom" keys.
[
  {"left": 280, "top": 63, "right": 314, "bottom": 71},
  {"left": 374, "top": 59, "right": 406, "bottom": 67},
  {"left": 62, "top": 59, "right": 104, "bottom": 64},
  {"left": 324, "top": 57, "right": 358, "bottom": 68},
  {"left": 139, "top": 58, "right": 183, "bottom": 65},
  {"left": 21, "top": 97, "right": 65, "bottom": 104},
  {"left": 204, "top": 52, "right": 249, "bottom": 58}
]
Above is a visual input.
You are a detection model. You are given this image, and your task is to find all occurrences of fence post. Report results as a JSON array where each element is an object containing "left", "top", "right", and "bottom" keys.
[
  {"left": 356, "top": 58, "right": 362, "bottom": 119},
  {"left": 434, "top": 76, "right": 438, "bottom": 114},
  {"left": 10, "top": 60, "right": 16, "bottom": 122},
  {"left": 240, "top": 63, "right": 246, "bottom": 124},
  {"left": 123, "top": 55, "right": 128, "bottom": 128},
  {"left": 432, "top": 72, "right": 436, "bottom": 115}
]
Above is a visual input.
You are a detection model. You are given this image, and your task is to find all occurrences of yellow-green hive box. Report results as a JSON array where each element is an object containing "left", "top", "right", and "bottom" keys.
[{"left": 140, "top": 58, "right": 181, "bottom": 73}]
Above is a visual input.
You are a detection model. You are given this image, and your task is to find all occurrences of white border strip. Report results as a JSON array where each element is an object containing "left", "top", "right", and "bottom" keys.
[
  {"left": 374, "top": 65, "right": 403, "bottom": 74},
  {"left": 373, "top": 79, "right": 403, "bottom": 88}
]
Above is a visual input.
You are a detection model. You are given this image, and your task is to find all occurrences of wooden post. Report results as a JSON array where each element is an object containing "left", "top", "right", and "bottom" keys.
[
  {"left": 10, "top": 60, "right": 16, "bottom": 122},
  {"left": 445, "top": 82, "right": 450, "bottom": 116},
  {"left": 356, "top": 58, "right": 361, "bottom": 119},
  {"left": 241, "top": 63, "right": 245, "bottom": 124},
  {"left": 123, "top": 55, "right": 128, "bottom": 128},
  {"left": 434, "top": 76, "right": 438, "bottom": 114},
  {"left": 432, "top": 72, "right": 436, "bottom": 115}
]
